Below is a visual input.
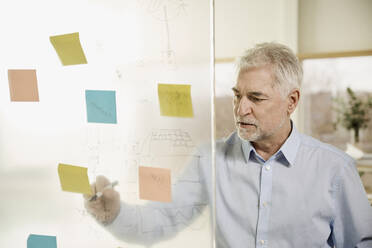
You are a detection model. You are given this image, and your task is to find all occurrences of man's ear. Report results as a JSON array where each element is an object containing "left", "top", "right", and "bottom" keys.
[{"left": 287, "top": 88, "right": 300, "bottom": 115}]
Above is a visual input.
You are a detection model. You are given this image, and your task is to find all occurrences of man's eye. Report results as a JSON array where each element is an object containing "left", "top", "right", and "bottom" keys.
[
  {"left": 249, "top": 96, "right": 264, "bottom": 102},
  {"left": 234, "top": 95, "right": 241, "bottom": 99}
]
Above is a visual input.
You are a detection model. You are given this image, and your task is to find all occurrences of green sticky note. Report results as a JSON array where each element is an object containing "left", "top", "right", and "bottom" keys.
[
  {"left": 50, "top": 32, "right": 87, "bottom": 66},
  {"left": 27, "top": 234, "right": 57, "bottom": 248},
  {"left": 158, "top": 84, "right": 193, "bottom": 118},
  {"left": 58, "top": 163, "right": 92, "bottom": 194}
]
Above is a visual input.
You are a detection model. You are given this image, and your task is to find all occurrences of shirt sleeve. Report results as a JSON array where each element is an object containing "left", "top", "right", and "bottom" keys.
[
  {"left": 105, "top": 150, "right": 210, "bottom": 245},
  {"left": 331, "top": 160, "right": 372, "bottom": 248}
]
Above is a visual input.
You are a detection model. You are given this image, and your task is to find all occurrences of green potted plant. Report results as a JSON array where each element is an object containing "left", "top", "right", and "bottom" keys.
[{"left": 333, "top": 87, "right": 372, "bottom": 144}]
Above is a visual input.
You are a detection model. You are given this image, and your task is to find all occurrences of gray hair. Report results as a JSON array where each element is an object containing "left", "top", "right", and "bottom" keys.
[{"left": 236, "top": 42, "right": 302, "bottom": 96}]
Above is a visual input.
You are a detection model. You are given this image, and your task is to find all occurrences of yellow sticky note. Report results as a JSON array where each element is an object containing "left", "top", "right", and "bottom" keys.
[
  {"left": 158, "top": 84, "right": 193, "bottom": 117},
  {"left": 50, "top": 32, "right": 87, "bottom": 66},
  {"left": 58, "top": 163, "right": 92, "bottom": 194},
  {"left": 139, "top": 166, "right": 172, "bottom": 202}
]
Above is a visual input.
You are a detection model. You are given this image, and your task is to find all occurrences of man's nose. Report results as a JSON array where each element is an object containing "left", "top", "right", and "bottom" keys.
[{"left": 238, "top": 96, "right": 253, "bottom": 116}]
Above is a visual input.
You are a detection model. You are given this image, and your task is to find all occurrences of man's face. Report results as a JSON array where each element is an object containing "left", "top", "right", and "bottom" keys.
[{"left": 233, "top": 65, "right": 290, "bottom": 142}]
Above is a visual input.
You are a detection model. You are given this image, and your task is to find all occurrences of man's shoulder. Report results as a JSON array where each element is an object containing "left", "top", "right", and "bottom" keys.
[
  {"left": 196, "top": 132, "right": 240, "bottom": 156},
  {"left": 220, "top": 131, "right": 240, "bottom": 145},
  {"left": 299, "top": 132, "right": 355, "bottom": 165},
  {"left": 216, "top": 131, "right": 241, "bottom": 150}
]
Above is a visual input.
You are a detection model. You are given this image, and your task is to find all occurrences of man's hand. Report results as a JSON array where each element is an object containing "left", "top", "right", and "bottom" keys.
[{"left": 83, "top": 175, "right": 120, "bottom": 225}]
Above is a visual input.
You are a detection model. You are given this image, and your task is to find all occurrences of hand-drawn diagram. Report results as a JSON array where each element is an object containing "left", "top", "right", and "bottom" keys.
[
  {"left": 137, "top": 0, "right": 188, "bottom": 67},
  {"left": 84, "top": 127, "right": 208, "bottom": 235},
  {"left": 85, "top": 128, "right": 201, "bottom": 187},
  {"left": 85, "top": 127, "right": 127, "bottom": 178},
  {"left": 139, "top": 129, "right": 200, "bottom": 183},
  {"left": 161, "top": 5, "right": 176, "bottom": 67},
  {"left": 142, "top": 129, "right": 194, "bottom": 155},
  {"left": 137, "top": 0, "right": 188, "bottom": 21}
]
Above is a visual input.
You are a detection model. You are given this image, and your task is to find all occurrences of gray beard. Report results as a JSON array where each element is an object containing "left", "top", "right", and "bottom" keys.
[{"left": 236, "top": 115, "right": 287, "bottom": 142}]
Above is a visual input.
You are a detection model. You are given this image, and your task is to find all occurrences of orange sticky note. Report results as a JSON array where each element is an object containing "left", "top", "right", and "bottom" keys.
[
  {"left": 139, "top": 166, "right": 171, "bottom": 202},
  {"left": 8, "top": 69, "right": 39, "bottom": 102}
]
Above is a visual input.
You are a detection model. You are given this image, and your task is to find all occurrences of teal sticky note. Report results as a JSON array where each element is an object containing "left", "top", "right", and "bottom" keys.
[
  {"left": 85, "top": 90, "right": 117, "bottom": 124},
  {"left": 27, "top": 234, "right": 57, "bottom": 248}
]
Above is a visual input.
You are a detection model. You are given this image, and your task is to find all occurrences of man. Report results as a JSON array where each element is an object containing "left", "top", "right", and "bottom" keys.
[{"left": 84, "top": 42, "right": 372, "bottom": 247}]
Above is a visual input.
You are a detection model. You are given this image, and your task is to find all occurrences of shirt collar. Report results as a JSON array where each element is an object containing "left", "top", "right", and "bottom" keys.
[{"left": 241, "top": 121, "right": 301, "bottom": 167}]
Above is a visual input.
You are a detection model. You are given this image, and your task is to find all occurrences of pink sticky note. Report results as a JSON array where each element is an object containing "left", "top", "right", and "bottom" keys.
[
  {"left": 8, "top": 69, "right": 39, "bottom": 102},
  {"left": 139, "top": 166, "right": 172, "bottom": 202}
]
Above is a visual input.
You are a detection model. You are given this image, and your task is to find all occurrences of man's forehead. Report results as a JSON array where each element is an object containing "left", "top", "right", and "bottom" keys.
[
  {"left": 232, "top": 86, "right": 269, "bottom": 97},
  {"left": 233, "top": 79, "right": 274, "bottom": 92},
  {"left": 235, "top": 72, "right": 276, "bottom": 93}
]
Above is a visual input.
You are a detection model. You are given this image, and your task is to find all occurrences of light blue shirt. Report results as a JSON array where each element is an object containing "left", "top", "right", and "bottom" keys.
[{"left": 107, "top": 125, "right": 372, "bottom": 247}]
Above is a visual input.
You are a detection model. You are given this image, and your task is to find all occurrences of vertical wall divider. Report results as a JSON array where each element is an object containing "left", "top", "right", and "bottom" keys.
[{"left": 209, "top": 0, "right": 216, "bottom": 247}]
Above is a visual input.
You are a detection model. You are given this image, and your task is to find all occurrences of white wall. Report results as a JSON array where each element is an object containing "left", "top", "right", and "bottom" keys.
[
  {"left": 216, "top": 0, "right": 299, "bottom": 59},
  {"left": 299, "top": 0, "right": 372, "bottom": 54}
]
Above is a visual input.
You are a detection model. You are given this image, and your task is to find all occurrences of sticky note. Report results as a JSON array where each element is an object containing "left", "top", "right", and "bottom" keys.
[
  {"left": 85, "top": 90, "right": 117, "bottom": 124},
  {"left": 58, "top": 163, "right": 92, "bottom": 194},
  {"left": 139, "top": 166, "right": 171, "bottom": 202},
  {"left": 27, "top": 234, "right": 57, "bottom": 248},
  {"left": 50, "top": 32, "right": 87, "bottom": 66},
  {"left": 8, "top": 69, "right": 39, "bottom": 102},
  {"left": 158, "top": 84, "right": 193, "bottom": 117}
]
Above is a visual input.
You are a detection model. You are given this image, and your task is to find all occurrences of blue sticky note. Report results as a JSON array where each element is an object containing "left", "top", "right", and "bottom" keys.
[
  {"left": 85, "top": 90, "right": 117, "bottom": 124},
  {"left": 27, "top": 234, "right": 57, "bottom": 248}
]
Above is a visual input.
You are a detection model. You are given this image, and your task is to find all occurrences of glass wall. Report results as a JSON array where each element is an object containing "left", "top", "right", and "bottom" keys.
[{"left": 0, "top": 0, "right": 213, "bottom": 247}]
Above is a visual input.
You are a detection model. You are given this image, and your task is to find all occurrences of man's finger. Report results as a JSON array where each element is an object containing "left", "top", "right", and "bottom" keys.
[
  {"left": 96, "top": 175, "right": 111, "bottom": 191},
  {"left": 102, "top": 188, "right": 120, "bottom": 200},
  {"left": 83, "top": 182, "right": 97, "bottom": 200}
]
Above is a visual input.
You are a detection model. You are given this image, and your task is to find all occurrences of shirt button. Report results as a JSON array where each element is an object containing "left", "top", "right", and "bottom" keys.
[
  {"left": 262, "top": 202, "right": 268, "bottom": 207},
  {"left": 260, "top": 240, "right": 265, "bottom": 245},
  {"left": 265, "top": 165, "right": 271, "bottom": 171}
]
